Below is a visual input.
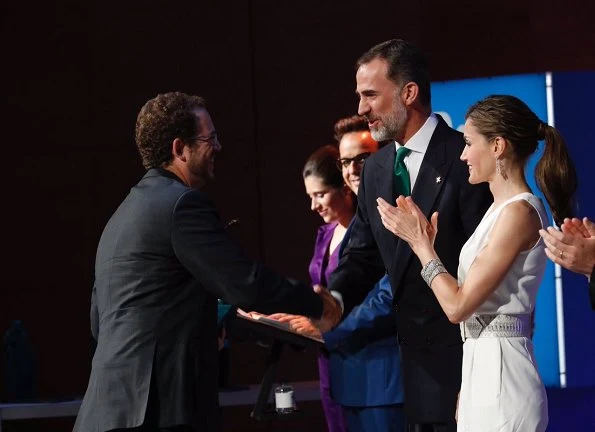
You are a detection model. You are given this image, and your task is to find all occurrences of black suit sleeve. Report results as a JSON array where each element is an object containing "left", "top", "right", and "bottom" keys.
[
  {"left": 171, "top": 190, "right": 323, "bottom": 318},
  {"left": 328, "top": 162, "right": 385, "bottom": 315}
]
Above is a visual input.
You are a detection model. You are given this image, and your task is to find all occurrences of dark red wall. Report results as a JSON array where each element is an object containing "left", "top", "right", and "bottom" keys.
[{"left": 2, "top": 0, "right": 594, "bottom": 430}]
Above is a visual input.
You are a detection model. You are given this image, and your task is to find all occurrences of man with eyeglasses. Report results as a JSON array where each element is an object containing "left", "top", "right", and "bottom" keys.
[
  {"left": 328, "top": 115, "right": 405, "bottom": 431},
  {"left": 268, "top": 116, "right": 404, "bottom": 431},
  {"left": 335, "top": 117, "right": 377, "bottom": 194},
  {"left": 74, "top": 91, "right": 341, "bottom": 432}
]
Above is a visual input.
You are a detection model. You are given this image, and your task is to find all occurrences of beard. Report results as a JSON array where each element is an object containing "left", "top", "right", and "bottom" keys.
[
  {"left": 188, "top": 148, "right": 216, "bottom": 187},
  {"left": 369, "top": 97, "right": 408, "bottom": 142}
]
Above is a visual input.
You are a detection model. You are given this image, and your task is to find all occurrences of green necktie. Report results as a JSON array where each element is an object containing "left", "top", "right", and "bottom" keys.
[{"left": 394, "top": 146, "right": 411, "bottom": 196}]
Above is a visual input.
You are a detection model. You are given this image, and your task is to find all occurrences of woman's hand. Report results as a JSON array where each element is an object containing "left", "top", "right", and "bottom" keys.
[
  {"left": 540, "top": 217, "right": 595, "bottom": 276},
  {"left": 376, "top": 195, "right": 438, "bottom": 253},
  {"left": 562, "top": 217, "right": 594, "bottom": 239}
]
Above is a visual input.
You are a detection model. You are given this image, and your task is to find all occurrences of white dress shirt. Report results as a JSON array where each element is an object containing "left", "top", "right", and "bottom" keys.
[{"left": 395, "top": 113, "right": 438, "bottom": 193}]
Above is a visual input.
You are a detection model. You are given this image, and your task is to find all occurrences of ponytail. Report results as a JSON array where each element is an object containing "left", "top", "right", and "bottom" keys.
[
  {"left": 534, "top": 123, "right": 577, "bottom": 225},
  {"left": 466, "top": 95, "right": 578, "bottom": 225}
]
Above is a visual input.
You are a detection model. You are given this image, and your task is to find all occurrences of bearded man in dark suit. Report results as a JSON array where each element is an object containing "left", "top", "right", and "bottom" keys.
[
  {"left": 329, "top": 40, "right": 492, "bottom": 432},
  {"left": 74, "top": 92, "right": 341, "bottom": 432}
]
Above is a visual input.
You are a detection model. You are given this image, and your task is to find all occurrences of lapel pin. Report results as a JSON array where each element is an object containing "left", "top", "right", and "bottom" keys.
[{"left": 435, "top": 176, "right": 442, "bottom": 184}]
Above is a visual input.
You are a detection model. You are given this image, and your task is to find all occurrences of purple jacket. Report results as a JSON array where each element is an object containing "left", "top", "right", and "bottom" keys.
[{"left": 309, "top": 222, "right": 340, "bottom": 287}]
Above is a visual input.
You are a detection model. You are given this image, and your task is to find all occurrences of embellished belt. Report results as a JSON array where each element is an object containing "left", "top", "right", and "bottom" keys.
[{"left": 460, "top": 314, "right": 532, "bottom": 340}]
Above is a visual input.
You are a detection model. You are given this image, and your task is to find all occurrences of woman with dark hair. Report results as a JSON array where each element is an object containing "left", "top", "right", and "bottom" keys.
[
  {"left": 377, "top": 95, "right": 577, "bottom": 431},
  {"left": 272, "top": 126, "right": 405, "bottom": 431},
  {"left": 302, "top": 144, "right": 354, "bottom": 432}
]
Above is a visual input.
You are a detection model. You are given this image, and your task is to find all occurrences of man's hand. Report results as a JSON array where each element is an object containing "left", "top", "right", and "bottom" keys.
[
  {"left": 266, "top": 285, "right": 341, "bottom": 337},
  {"left": 266, "top": 313, "right": 323, "bottom": 339},
  {"left": 377, "top": 196, "right": 438, "bottom": 255},
  {"left": 237, "top": 308, "right": 264, "bottom": 319},
  {"left": 539, "top": 217, "right": 595, "bottom": 277},
  {"left": 312, "top": 284, "right": 342, "bottom": 333}
]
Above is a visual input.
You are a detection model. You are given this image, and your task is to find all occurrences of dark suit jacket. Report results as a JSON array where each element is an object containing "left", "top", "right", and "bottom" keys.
[
  {"left": 75, "top": 169, "right": 323, "bottom": 432},
  {"left": 329, "top": 116, "right": 492, "bottom": 423}
]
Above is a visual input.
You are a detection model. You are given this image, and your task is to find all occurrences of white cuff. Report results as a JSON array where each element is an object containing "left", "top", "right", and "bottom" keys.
[{"left": 330, "top": 290, "right": 345, "bottom": 314}]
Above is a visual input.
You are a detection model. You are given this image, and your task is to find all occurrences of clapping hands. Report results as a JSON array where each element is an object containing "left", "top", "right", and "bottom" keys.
[
  {"left": 539, "top": 217, "right": 595, "bottom": 277},
  {"left": 376, "top": 195, "right": 438, "bottom": 253}
]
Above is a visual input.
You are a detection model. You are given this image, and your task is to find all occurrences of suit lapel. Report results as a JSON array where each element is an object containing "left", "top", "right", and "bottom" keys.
[
  {"left": 373, "top": 143, "right": 396, "bottom": 203},
  {"left": 373, "top": 144, "right": 400, "bottom": 253},
  {"left": 339, "top": 218, "right": 354, "bottom": 258},
  {"left": 391, "top": 118, "right": 452, "bottom": 294},
  {"left": 411, "top": 118, "right": 449, "bottom": 218}
]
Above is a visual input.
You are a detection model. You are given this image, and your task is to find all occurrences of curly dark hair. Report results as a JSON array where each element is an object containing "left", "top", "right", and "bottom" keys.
[
  {"left": 135, "top": 92, "right": 206, "bottom": 169},
  {"left": 333, "top": 115, "right": 369, "bottom": 142}
]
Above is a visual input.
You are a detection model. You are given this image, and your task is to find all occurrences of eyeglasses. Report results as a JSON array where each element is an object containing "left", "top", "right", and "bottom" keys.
[
  {"left": 194, "top": 132, "right": 219, "bottom": 145},
  {"left": 336, "top": 152, "right": 372, "bottom": 170}
]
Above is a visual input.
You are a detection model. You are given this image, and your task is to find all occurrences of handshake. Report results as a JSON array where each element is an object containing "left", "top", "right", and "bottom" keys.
[{"left": 257, "top": 285, "right": 343, "bottom": 339}]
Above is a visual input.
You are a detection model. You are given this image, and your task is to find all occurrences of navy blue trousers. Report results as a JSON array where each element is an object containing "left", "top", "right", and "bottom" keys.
[{"left": 343, "top": 404, "right": 405, "bottom": 432}]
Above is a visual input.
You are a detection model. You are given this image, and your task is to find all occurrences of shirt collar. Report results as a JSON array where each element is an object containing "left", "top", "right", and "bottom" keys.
[
  {"left": 394, "top": 113, "right": 438, "bottom": 154},
  {"left": 155, "top": 167, "right": 185, "bottom": 185}
]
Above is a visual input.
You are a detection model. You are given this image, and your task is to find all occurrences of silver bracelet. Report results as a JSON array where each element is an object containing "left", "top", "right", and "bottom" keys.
[{"left": 421, "top": 258, "right": 448, "bottom": 287}]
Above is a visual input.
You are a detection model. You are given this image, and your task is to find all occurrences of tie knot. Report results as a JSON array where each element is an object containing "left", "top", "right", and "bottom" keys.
[{"left": 396, "top": 146, "right": 411, "bottom": 163}]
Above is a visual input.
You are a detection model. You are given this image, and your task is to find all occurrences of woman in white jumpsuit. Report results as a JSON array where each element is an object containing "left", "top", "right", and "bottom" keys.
[{"left": 377, "top": 94, "right": 578, "bottom": 431}]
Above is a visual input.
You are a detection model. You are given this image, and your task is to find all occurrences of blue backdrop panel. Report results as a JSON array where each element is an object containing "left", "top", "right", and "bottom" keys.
[
  {"left": 431, "top": 73, "right": 560, "bottom": 387},
  {"left": 552, "top": 71, "right": 595, "bottom": 388}
]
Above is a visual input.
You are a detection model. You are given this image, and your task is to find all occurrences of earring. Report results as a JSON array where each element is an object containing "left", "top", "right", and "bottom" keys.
[{"left": 496, "top": 158, "right": 508, "bottom": 180}]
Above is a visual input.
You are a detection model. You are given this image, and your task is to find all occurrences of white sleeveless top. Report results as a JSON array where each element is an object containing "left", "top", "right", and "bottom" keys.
[{"left": 457, "top": 192, "right": 548, "bottom": 315}]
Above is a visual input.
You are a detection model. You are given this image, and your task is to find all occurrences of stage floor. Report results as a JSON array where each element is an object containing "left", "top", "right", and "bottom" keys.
[{"left": 1, "top": 384, "right": 593, "bottom": 431}]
